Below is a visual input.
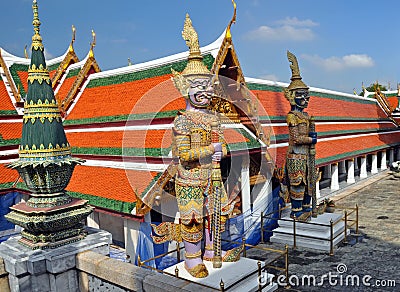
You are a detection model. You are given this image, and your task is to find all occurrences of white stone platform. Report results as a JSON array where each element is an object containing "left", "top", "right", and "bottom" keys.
[
  {"left": 164, "top": 257, "right": 277, "bottom": 291},
  {"left": 270, "top": 213, "right": 350, "bottom": 251}
]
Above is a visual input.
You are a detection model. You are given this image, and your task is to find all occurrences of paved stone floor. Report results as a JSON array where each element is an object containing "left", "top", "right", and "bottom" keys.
[{"left": 247, "top": 170, "right": 400, "bottom": 291}]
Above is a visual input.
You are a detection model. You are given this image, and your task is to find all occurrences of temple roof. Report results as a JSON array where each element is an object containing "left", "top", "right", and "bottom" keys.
[{"left": 0, "top": 6, "right": 399, "bottom": 215}]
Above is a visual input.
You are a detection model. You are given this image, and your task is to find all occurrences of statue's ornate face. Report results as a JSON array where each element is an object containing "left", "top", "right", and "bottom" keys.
[
  {"left": 187, "top": 77, "right": 213, "bottom": 108},
  {"left": 294, "top": 89, "right": 309, "bottom": 109}
]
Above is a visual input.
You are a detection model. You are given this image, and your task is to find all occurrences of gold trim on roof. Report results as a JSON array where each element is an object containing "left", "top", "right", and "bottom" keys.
[
  {"left": 0, "top": 50, "right": 22, "bottom": 102},
  {"left": 51, "top": 25, "right": 80, "bottom": 88},
  {"left": 209, "top": 2, "right": 271, "bottom": 149},
  {"left": 69, "top": 25, "right": 76, "bottom": 53},
  {"left": 58, "top": 48, "right": 101, "bottom": 114},
  {"left": 89, "top": 30, "right": 96, "bottom": 58},
  {"left": 226, "top": 0, "right": 237, "bottom": 40}
]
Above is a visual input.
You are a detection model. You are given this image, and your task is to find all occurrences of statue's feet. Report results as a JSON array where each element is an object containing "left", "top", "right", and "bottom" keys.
[
  {"left": 184, "top": 262, "right": 209, "bottom": 278},
  {"left": 184, "top": 251, "right": 208, "bottom": 278},
  {"left": 290, "top": 211, "right": 311, "bottom": 222},
  {"left": 203, "top": 246, "right": 243, "bottom": 262}
]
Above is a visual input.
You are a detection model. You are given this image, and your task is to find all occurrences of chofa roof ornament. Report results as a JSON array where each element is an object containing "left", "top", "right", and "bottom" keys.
[{"left": 284, "top": 50, "right": 309, "bottom": 105}]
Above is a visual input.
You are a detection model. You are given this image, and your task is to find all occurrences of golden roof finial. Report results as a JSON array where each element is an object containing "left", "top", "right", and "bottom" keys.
[
  {"left": 31, "top": 0, "right": 43, "bottom": 51},
  {"left": 69, "top": 25, "right": 76, "bottom": 53},
  {"left": 226, "top": 0, "right": 237, "bottom": 40},
  {"left": 180, "top": 14, "right": 210, "bottom": 76},
  {"left": 89, "top": 29, "right": 96, "bottom": 58}
]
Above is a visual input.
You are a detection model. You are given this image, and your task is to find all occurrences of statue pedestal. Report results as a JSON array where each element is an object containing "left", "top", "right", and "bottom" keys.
[
  {"left": 0, "top": 227, "right": 111, "bottom": 292},
  {"left": 164, "top": 257, "right": 277, "bottom": 291},
  {"left": 270, "top": 213, "right": 349, "bottom": 251}
]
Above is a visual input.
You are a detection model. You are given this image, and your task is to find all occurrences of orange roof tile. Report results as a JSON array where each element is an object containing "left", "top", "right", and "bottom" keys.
[
  {"left": 253, "top": 90, "right": 290, "bottom": 117},
  {"left": 253, "top": 90, "right": 386, "bottom": 119},
  {"left": 66, "top": 75, "right": 184, "bottom": 121},
  {"left": 67, "top": 165, "right": 158, "bottom": 202},
  {"left": 49, "top": 69, "right": 57, "bottom": 80},
  {"left": 0, "top": 122, "right": 22, "bottom": 140},
  {"left": 66, "top": 127, "right": 254, "bottom": 153},
  {"left": 67, "top": 129, "right": 173, "bottom": 149},
  {"left": 272, "top": 131, "right": 400, "bottom": 168},
  {"left": 387, "top": 96, "right": 399, "bottom": 111},
  {"left": 223, "top": 128, "right": 250, "bottom": 144},
  {"left": 0, "top": 164, "right": 19, "bottom": 186},
  {"left": 56, "top": 75, "right": 77, "bottom": 104},
  {"left": 275, "top": 122, "right": 395, "bottom": 134},
  {"left": 316, "top": 133, "right": 399, "bottom": 161},
  {"left": 17, "top": 71, "right": 28, "bottom": 93},
  {"left": 316, "top": 122, "right": 396, "bottom": 133},
  {"left": 308, "top": 97, "right": 386, "bottom": 119},
  {"left": 0, "top": 81, "right": 16, "bottom": 111}
]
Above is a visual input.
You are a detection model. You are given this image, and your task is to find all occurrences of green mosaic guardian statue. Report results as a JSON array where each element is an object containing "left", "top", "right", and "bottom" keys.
[{"left": 282, "top": 51, "right": 317, "bottom": 222}]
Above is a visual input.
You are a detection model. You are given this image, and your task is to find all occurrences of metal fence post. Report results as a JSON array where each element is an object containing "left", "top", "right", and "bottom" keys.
[
  {"left": 285, "top": 244, "right": 290, "bottom": 289},
  {"left": 242, "top": 237, "right": 247, "bottom": 257},
  {"left": 260, "top": 211, "right": 264, "bottom": 243},
  {"left": 344, "top": 211, "right": 348, "bottom": 244},
  {"left": 329, "top": 219, "right": 334, "bottom": 256},
  {"left": 258, "top": 261, "right": 262, "bottom": 291},
  {"left": 175, "top": 266, "right": 179, "bottom": 277},
  {"left": 220, "top": 279, "right": 225, "bottom": 292},
  {"left": 356, "top": 204, "right": 359, "bottom": 235},
  {"left": 293, "top": 218, "right": 296, "bottom": 249}
]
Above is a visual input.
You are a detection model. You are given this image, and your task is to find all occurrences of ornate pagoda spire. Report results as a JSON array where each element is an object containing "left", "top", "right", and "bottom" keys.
[
  {"left": 5, "top": 0, "right": 90, "bottom": 250},
  {"left": 10, "top": 0, "right": 83, "bottom": 171}
]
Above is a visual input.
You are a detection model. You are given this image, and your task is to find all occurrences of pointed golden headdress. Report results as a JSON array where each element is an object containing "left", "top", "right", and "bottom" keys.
[
  {"left": 284, "top": 51, "right": 309, "bottom": 105},
  {"left": 172, "top": 14, "right": 211, "bottom": 95},
  {"left": 286, "top": 51, "right": 308, "bottom": 91}
]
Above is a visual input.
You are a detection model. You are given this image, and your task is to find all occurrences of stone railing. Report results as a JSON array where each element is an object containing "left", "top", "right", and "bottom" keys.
[
  {"left": 0, "top": 249, "right": 214, "bottom": 292},
  {"left": 76, "top": 250, "right": 214, "bottom": 292}
]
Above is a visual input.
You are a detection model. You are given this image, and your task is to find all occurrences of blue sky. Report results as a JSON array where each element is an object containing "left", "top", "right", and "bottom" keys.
[{"left": 4, "top": 0, "right": 400, "bottom": 94}]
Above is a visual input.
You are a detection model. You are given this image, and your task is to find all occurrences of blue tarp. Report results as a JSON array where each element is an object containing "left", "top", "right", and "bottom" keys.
[
  {"left": 0, "top": 191, "right": 23, "bottom": 242},
  {"left": 0, "top": 191, "right": 22, "bottom": 231}
]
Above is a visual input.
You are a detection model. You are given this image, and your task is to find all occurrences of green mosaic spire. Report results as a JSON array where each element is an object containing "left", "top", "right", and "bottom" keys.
[
  {"left": 4, "top": 0, "right": 91, "bottom": 250},
  {"left": 10, "top": 0, "right": 81, "bottom": 167}
]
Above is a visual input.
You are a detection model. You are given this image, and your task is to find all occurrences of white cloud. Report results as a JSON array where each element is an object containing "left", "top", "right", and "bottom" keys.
[
  {"left": 302, "top": 54, "right": 374, "bottom": 71},
  {"left": 275, "top": 17, "right": 318, "bottom": 27},
  {"left": 245, "top": 16, "right": 317, "bottom": 42},
  {"left": 246, "top": 25, "right": 315, "bottom": 41}
]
